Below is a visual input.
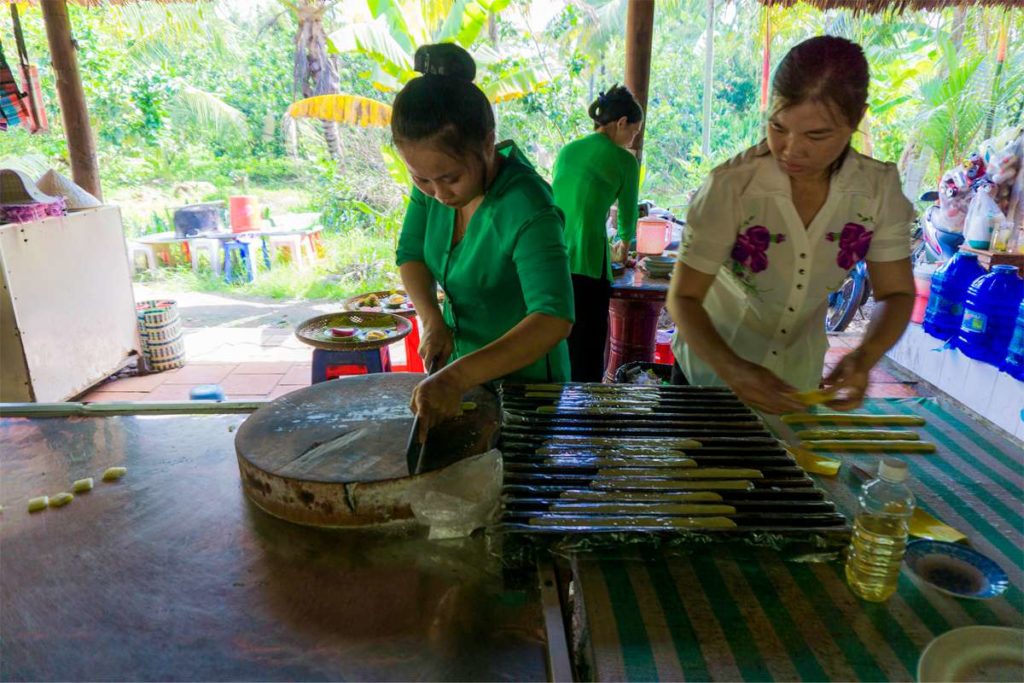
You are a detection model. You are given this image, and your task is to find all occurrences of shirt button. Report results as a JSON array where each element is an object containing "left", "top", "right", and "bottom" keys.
[
  {"left": 797, "top": 284, "right": 804, "bottom": 290},
  {"left": 788, "top": 307, "right": 795, "bottom": 312},
  {"left": 799, "top": 253, "right": 807, "bottom": 259},
  {"left": 771, "top": 351, "right": 778, "bottom": 356},
  {"left": 781, "top": 329, "right": 787, "bottom": 334},
  {"left": 799, "top": 268, "right": 806, "bottom": 274}
]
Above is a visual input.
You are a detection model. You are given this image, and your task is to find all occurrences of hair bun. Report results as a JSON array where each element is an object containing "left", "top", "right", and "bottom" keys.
[{"left": 414, "top": 43, "right": 476, "bottom": 82}]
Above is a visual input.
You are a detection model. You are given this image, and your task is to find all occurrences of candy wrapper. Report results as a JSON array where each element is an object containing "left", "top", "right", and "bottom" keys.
[{"left": 934, "top": 167, "right": 971, "bottom": 232}]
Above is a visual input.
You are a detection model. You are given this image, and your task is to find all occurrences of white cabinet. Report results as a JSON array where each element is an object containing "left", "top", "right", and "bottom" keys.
[{"left": 1, "top": 206, "right": 141, "bottom": 402}]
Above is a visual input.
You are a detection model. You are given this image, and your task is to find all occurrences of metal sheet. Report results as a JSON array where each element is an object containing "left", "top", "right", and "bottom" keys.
[{"left": 0, "top": 413, "right": 545, "bottom": 681}]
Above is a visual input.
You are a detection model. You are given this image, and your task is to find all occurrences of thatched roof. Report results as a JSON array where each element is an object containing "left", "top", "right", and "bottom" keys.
[{"left": 760, "top": 0, "right": 1022, "bottom": 11}]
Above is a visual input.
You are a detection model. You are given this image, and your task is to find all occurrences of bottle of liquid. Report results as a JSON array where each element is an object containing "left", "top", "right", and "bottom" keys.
[
  {"left": 922, "top": 251, "right": 985, "bottom": 341},
  {"left": 954, "top": 264, "right": 1024, "bottom": 365},
  {"left": 845, "top": 459, "right": 916, "bottom": 602}
]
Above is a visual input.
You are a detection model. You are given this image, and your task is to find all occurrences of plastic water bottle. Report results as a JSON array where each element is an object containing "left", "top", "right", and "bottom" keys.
[
  {"left": 845, "top": 459, "right": 916, "bottom": 603},
  {"left": 1002, "top": 300, "right": 1024, "bottom": 381},
  {"left": 954, "top": 265, "right": 1024, "bottom": 365},
  {"left": 922, "top": 252, "right": 986, "bottom": 340}
]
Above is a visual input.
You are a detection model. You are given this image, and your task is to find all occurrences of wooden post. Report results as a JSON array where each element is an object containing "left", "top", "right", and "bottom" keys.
[
  {"left": 40, "top": 0, "right": 102, "bottom": 200},
  {"left": 624, "top": 0, "right": 655, "bottom": 162}
]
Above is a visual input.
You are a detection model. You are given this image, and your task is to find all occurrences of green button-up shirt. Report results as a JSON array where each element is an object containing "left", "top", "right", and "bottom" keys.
[
  {"left": 396, "top": 140, "right": 574, "bottom": 383},
  {"left": 552, "top": 132, "right": 640, "bottom": 280}
]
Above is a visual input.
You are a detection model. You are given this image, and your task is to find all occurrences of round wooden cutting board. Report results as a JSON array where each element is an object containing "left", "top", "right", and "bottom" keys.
[{"left": 235, "top": 373, "right": 500, "bottom": 527}]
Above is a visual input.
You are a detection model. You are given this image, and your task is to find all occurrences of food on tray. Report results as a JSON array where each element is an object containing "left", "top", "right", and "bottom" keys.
[
  {"left": 364, "top": 329, "right": 389, "bottom": 341},
  {"left": 28, "top": 496, "right": 49, "bottom": 512},
  {"left": 593, "top": 479, "right": 754, "bottom": 490},
  {"left": 528, "top": 515, "right": 737, "bottom": 529},
  {"left": 802, "top": 439, "right": 936, "bottom": 453},
  {"left": 48, "top": 492, "right": 74, "bottom": 508},
  {"left": 550, "top": 502, "right": 736, "bottom": 516},
  {"left": 782, "top": 413, "right": 926, "bottom": 426},
  {"left": 561, "top": 490, "right": 724, "bottom": 502},
  {"left": 596, "top": 467, "right": 763, "bottom": 479},
  {"left": 102, "top": 467, "right": 128, "bottom": 482},
  {"left": 385, "top": 293, "right": 408, "bottom": 307},
  {"left": 796, "top": 429, "right": 920, "bottom": 441},
  {"left": 787, "top": 388, "right": 838, "bottom": 406},
  {"left": 460, "top": 401, "right": 477, "bottom": 412},
  {"left": 329, "top": 327, "right": 356, "bottom": 337},
  {"left": 362, "top": 294, "right": 380, "bottom": 308},
  {"left": 72, "top": 477, "right": 94, "bottom": 493}
]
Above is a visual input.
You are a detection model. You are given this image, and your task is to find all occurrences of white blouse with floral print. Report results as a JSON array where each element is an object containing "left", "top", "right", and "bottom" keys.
[{"left": 672, "top": 142, "right": 915, "bottom": 391}]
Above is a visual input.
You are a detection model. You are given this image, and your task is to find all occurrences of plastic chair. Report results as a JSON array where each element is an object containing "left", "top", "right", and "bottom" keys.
[
  {"left": 129, "top": 242, "right": 159, "bottom": 273},
  {"left": 268, "top": 234, "right": 311, "bottom": 268},
  {"left": 188, "top": 238, "right": 222, "bottom": 276},
  {"left": 222, "top": 239, "right": 256, "bottom": 284},
  {"left": 311, "top": 347, "right": 391, "bottom": 383}
]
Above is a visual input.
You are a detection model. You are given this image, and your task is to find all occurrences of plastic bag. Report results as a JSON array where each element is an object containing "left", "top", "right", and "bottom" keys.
[
  {"left": 964, "top": 183, "right": 1007, "bottom": 250},
  {"left": 408, "top": 449, "right": 503, "bottom": 540},
  {"left": 934, "top": 167, "right": 971, "bottom": 232}
]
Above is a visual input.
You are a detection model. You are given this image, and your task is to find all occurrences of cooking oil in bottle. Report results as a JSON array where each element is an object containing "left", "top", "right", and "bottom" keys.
[{"left": 845, "top": 459, "right": 916, "bottom": 602}]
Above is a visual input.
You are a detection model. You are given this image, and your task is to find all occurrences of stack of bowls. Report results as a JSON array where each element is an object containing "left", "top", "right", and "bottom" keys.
[{"left": 642, "top": 255, "right": 676, "bottom": 279}]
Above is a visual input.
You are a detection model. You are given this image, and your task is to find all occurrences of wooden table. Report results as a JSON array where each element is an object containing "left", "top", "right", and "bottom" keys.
[
  {"left": 960, "top": 245, "right": 1024, "bottom": 276},
  {"left": 0, "top": 402, "right": 545, "bottom": 681},
  {"left": 606, "top": 267, "right": 671, "bottom": 381}
]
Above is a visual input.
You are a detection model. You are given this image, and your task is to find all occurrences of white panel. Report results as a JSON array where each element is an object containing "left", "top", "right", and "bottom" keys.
[
  {"left": 989, "top": 372, "right": 1024, "bottom": 437},
  {"left": 0, "top": 207, "right": 140, "bottom": 401}
]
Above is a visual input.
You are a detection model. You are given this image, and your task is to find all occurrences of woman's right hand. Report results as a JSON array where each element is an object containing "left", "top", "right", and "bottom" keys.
[
  {"left": 721, "top": 360, "right": 806, "bottom": 415},
  {"left": 418, "top": 319, "right": 454, "bottom": 368}
]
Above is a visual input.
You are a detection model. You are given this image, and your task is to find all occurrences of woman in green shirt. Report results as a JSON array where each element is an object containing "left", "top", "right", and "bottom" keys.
[
  {"left": 394, "top": 44, "right": 575, "bottom": 434},
  {"left": 552, "top": 86, "right": 643, "bottom": 381}
]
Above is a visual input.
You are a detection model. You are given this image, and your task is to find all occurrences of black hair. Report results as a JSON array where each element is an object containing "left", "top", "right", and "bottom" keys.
[
  {"left": 588, "top": 84, "right": 643, "bottom": 129},
  {"left": 771, "top": 36, "right": 870, "bottom": 173},
  {"left": 391, "top": 43, "right": 495, "bottom": 160}
]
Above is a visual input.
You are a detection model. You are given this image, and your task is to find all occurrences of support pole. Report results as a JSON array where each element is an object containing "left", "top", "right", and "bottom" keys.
[
  {"left": 40, "top": 0, "right": 101, "bottom": 200},
  {"left": 701, "top": 0, "right": 715, "bottom": 158},
  {"left": 624, "top": 0, "right": 655, "bottom": 163}
]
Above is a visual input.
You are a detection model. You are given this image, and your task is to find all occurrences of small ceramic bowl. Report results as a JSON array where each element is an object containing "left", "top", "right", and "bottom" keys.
[{"left": 904, "top": 539, "right": 1009, "bottom": 599}]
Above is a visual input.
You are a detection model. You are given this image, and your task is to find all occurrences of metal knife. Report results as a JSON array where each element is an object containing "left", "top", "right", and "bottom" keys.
[{"left": 405, "top": 356, "right": 439, "bottom": 475}]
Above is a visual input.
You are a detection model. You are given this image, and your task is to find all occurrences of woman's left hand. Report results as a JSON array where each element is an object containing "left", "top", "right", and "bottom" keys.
[
  {"left": 409, "top": 367, "right": 466, "bottom": 440},
  {"left": 823, "top": 349, "right": 873, "bottom": 410},
  {"left": 611, "top": 240, "right": 629, "bottom": 264}
]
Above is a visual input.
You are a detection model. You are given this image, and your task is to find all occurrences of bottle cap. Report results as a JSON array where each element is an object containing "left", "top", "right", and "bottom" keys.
[{"left": 878, "top": 458, "right": 909, "bottom": 483}]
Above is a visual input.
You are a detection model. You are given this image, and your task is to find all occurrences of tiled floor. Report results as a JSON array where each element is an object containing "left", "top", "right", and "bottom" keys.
[{"left": 81, "top": 329, "right": 924, "bottom": 402}]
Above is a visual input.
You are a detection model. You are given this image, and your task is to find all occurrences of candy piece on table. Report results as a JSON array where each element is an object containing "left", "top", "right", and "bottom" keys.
[
  {"left": 72, "top": 478, "right": 95, "bottom": 493},
  {"left": 910, "top": 507, "right": 968, "bottom": 544},
  {"left": 782, "top": 413, "right": 926, "bottom": 426},
  {"left": 796, "top": 428, "right": 920, "bottom": 441},
  {"left": 102, "top": 467, "right": 128, "bottom": 482},
  {"left": 28, "top": 496, "right": 49, "bottom": 512},
  {"left": 802, "top": 439, "right": 936, "bottom": 453},
  {"left": 787, "top": 388, "right": 838, "bottom": 406},
  {"left": 786, "top": 446, "right": 841, "bottom": 476},
  {"left": 48, "top": 492, "right": 74, "bottom": 508}
]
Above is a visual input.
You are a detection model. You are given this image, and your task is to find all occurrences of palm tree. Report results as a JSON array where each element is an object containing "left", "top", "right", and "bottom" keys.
[{"left": 282, "top": 0, "right": 344, "bottom": 160}]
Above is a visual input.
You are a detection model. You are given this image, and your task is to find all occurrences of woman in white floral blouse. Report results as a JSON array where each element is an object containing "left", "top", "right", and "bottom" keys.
[{"left": 667, "top": 36, "right": 915, "bottom": 414}]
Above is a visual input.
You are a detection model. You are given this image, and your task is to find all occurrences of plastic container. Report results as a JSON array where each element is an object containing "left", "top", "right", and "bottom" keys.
[
  {"left": 636, "top": 217, "right": 671, "bottom": 255},
  {"left": 845, "top": 459, "right": 916, "bottom": 603},
  {"left": 911, "top": 264, "right": 936, "bottom": 325},
  {"left": 229, "top": 195, "right": 259, "bottom": 233},
  {"left": 954, "top": 265, "right": 1024, "bottom": 365},
  {"left": 922, "top": 252, "right": 986, "bottom": 340},
  {"left": 1002, "top": 300, "right": 1024, "bottom": 381},
  {"left": 135, "top": 299, "right": 185, "bottom": 372}
]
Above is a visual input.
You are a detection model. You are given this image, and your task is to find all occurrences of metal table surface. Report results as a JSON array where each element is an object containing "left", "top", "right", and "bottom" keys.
[{"left": 0, "top": 412, "right": 547, "bottom": 682}]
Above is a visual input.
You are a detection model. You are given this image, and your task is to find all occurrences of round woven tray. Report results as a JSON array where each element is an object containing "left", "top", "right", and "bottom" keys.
[{"left": 295, "top": 311, "right": 412, "bottom": 351}]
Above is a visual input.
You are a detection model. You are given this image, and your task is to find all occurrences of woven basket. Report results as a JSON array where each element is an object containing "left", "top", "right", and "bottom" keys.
[{"left": 136, "top": 299, "right": 185, "bottom": 372}]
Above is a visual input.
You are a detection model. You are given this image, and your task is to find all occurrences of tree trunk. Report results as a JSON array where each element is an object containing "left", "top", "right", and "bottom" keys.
[{"left": 321, "top": 119, "right": 343, "bottom": 166}]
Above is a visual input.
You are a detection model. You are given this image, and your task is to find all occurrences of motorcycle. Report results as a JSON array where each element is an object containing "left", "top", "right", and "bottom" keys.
[{"left": 912, "top": 190, "right": 965, "bottom": 264}]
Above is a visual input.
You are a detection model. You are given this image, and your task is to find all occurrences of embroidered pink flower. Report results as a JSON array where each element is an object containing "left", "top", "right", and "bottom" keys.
[
  {"left": 827, "top": 222, "right": 874, "bottom": 270},
  {"left": 732, "top": 225, "right": 785, "bottom": 274}
]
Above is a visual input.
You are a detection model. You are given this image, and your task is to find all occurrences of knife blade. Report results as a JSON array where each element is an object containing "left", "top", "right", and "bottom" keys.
[{"left": 406, "top": 356, "right": 439, "bottom": 475}]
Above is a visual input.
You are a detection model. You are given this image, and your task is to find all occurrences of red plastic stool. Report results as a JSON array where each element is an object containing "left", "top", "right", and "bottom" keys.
[
  {"left": 311, "top": 346, "right": 391, "bottom": 383},
  {"left": 392, "top": 315, "right": 425, "bottom": 373}
]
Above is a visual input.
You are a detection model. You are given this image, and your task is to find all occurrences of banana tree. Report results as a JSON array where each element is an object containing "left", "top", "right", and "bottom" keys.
[{"left": 286, "top": 0, "right": 545, "bottom": 184}]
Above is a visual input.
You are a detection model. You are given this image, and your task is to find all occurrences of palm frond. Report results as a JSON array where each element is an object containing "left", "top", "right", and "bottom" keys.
[
  {"left": 481, "top": 66, "right": 548, "bottom": 103},
  {"left": 170, "top": 85, "right": 249, "bottom": 142}
]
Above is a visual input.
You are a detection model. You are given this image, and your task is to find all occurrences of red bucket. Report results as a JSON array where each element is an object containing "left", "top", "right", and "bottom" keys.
[{"left": 229, "top": 195, "right": 258, "bottom": 233}]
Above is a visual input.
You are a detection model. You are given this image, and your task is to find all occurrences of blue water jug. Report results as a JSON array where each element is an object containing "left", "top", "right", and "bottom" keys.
[
  {"left": 922, "top": 252, "right": 986, "bottom": 340},
  {"left": 1002, "top": 300, "right": 1024, "bottom": 381},
  {"left": 954, "top": 265, "right": 1024, "bottom": 365}
]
